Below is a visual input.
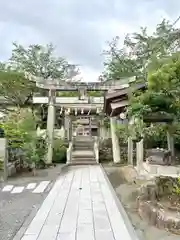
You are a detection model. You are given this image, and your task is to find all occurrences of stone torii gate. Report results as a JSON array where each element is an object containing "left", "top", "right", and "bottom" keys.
[{"left": 32, "top": 76, "right": 136, "bottom": 164}]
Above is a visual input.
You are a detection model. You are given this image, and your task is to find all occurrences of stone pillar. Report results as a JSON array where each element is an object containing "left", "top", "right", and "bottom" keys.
[
  {"left": 136, "top": 139, "right": 144, "bottom": 174},
  {"left": 167, "top": 130, "right": 175, "bottom": 162},
  {"left": 128, "top": 137, "right": 133, "bottom": 165},
  {"left": 110, "top": 117, "right": 120, "bottom": 163},
  {"left": 46, "top": 89, "right": 56, "bottom": 164},
  {"left": 64, "top": 114, "right": 69, "bottom": 140},
  {"left": 69, "top": 116, "right": 72, "bottom": 141},
  {"left": 0, "top": 138, "right": 8, "bottom": 181},
  {"left": 89, "top": 117, "right": 92, "bottom": 137}
]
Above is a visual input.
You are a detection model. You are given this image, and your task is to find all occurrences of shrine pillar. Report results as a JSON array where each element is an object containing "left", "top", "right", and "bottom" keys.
[
  {"left": 46, "top": 89, "right": 56, "bottom": 164},
  {"left": 64, "top": 110, "right": 72, "bottom": 141},
  {"left": 110, "top": 117, "right": 121, "bottom": 163}
]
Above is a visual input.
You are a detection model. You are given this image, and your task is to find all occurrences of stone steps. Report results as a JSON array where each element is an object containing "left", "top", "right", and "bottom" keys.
[
  {"left": 69, "top": 161, "right": 97, "bottom": 165},
  {"left": 70, "top": 150, "right": 96, "bottom": 165},
  {"left": 70, "top": 137, "right": 97, "bottom": 165}
]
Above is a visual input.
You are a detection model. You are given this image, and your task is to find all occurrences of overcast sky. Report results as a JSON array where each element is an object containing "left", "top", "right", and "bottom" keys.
[{"left": 0, "top": 0, "right": 180, "bottom": 81}]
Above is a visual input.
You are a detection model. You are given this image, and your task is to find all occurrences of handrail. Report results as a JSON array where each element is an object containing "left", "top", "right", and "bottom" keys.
[
  {"left": 66, "top": 141, "right": 73, "bottom": 164},
  {"left": 94, "top": 136, "right": 99, "bottom": 163}
]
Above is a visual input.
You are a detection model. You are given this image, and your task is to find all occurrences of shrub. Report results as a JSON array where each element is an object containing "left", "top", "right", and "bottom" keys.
[
  {"left": 52, "top": 138, "right": 67, "bottom": 164},
  {"left": 99, "top": 139, "right": 113, "bottom": 163},
  {"left": 23, "top": 136, "right": 47, "bottom": 169},
  {"left": 0, "top": 110, "right": 47, "bottom": 171}
]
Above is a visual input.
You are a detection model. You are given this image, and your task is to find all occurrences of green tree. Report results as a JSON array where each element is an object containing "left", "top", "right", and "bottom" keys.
[
  {"left": 128, "top": 55, "right": 180, "bottom": 119},
  {"left": 9, "top": 43, "right": 79, "bottom": 80},
  {"left": 0, "top": 70, "right": 35, "bottom": 113},
  {"left": 103, "top": 19, "right": 180, "bottom": 81},
  {"left": 0, "top": 43, "right": 79, "bottom": 115}
]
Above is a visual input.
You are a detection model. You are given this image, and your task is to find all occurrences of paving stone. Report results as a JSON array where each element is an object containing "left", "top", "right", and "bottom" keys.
[
  {"left": 95, "top": 230, "right": 115, "bottom": 240},
  {"left": 78, "top": 209, "right": 93, "bottom": 224},
  {"left": 57, "top": 232, "right": 75, "bottom": 240},
  {"left": 76, "top": 223, "right": 94, "bottom": 240},
  {"left": 37, "top": 224, "right": 59, "bottom": 240},
  {"left": 20, "top": 166, "right": 135, "bottom": 240},
  {"left": 21, "top": 234, "right": 38, "bottom": 240}
]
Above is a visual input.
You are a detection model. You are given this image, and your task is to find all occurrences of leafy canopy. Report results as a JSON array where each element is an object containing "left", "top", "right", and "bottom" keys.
[
  {"left": 103, "top": 19, "right": 180, "bottom": 81},
  {"left": 0, "top": 43, "right": 79, "bottom": 111}
]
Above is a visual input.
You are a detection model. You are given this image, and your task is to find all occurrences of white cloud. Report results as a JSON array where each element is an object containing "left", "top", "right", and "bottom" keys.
[{"left": 0, "top": 0, "right": 180, "bottom": 81}]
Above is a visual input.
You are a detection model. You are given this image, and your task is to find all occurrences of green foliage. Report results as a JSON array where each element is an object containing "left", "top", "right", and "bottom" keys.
[
  {"left": 99, "top": 139, "right": 113, "bottom": 163},
  {"left": 173, "top": 177, "right": 180, "bottom": 195},
  {"left": 116, "top": 124, "right": 129, "bottom": 143},
  {"left": 0, "top": 70, "right": 35, "bottom": 111},
  {"left": 128, "top": 54, "right": 180, "bottom": 121},
  {"left": 0, "top": 43, "right": 79, "bottom": 114},
  {"left": 0, "top": 112, "right": 33, "bottom": 148},
  {"left": 103, "top": 19, "right": 180, "bottom": 81},
  {"left": 0, "top": 158, "right": 3, "bottom": 170},
  {"left": 57, "top": 91, "right": 79, "bottom": 97},
  {"left": 88, "top": 91, "right": 103, "bottom": 97},
  {"left": 1, "top": 111, "right": 46, "bottom": 168},
  {"left": 57, "top": 91, "right": 103, "bottom": 97},
  {"left": 23, "top": 136, "right": 47, "bottom": 168},
  {"left": 10, "top": 43, "right": 78, "bottom": 80},
  {"left": 143, "top": 124, "right": 167, "bottom": 148},
  {"left": 103, "top": 117, "right": 110, "bottom": 129},
  {"left": 52, "top": 138, "right": 67, "bottom": 164}
]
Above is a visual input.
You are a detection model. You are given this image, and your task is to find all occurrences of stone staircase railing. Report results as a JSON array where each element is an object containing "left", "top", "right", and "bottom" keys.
[
  {"left": 66, "top": 141, "right": 73, "bottom": 164},
  {"left": 93, "top": 136, "right": 99, "bottom": 163}
]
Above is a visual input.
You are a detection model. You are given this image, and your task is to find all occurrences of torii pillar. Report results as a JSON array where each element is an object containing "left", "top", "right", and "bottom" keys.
[
  {"left": 110, "top": 116, "right": 121, "bottom": 163},
  {"left": 46, "top": 89, "right": 56, "bottom": 164}
]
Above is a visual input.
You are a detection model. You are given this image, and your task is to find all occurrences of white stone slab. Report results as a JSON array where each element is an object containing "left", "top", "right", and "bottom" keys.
[
  {"left": 33, "top": 181, "right": 50, "bottom": 193},
  {"left": 11, "top": 186, "right": 24, "bottom": 194},
  {"left": 76, "top": 224, "right": 94, "bottom": 240},
  {"left": 21, "top": 235, "right": 38, "bottom": 240},
  {"left": 59, "top": 169, "right": 82, "bottom": 233},
  {"left": 21, "top": 166, "right": 135, "bottom": 240},
  {"left": 78, "top": 209, "right": 93, "bottom": 224},
  {"left": 26, "top": 183, "right": 37, "bottom": 190},
  {"left": 95, "top": 230, "right": 115, "bottom": 240},
  {"left": 37, "top": 225, "right": 59, "bottom": 240},
  {"left": 97, "top": 168, "right": 133, "bottom": 240},
  {"left": 57, "top": 232, "right": 75, "bottom": 240},
  {"left": 2, "top": 185, "right": 13, "bottom": 192},
  {"left": 25, "top": 176, "right": 66, "bottom": 236}
]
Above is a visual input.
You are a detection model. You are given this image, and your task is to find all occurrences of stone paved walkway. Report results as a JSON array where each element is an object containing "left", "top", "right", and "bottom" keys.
[{"left": 20, "top": 166, "right": 135, "bottom": 240}]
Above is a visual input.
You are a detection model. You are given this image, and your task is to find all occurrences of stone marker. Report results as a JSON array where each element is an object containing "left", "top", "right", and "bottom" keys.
[{"left": 0, "top": 138, "right": 8, "bottom": 181}]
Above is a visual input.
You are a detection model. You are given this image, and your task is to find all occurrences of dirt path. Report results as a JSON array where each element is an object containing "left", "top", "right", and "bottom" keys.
[{"left": 103, "top": 164, "right": 180, "bottom": 240}]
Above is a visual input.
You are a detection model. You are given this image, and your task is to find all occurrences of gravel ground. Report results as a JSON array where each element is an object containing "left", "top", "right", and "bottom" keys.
[
  {"left": 0, "top": 164, "right": 67, "bottom": 240},
  {"left": 103, "top": 164, "right": 180, "bottom": 240},
  {"left": 0, "top": 192, "right": 47, "bottom": 240}
]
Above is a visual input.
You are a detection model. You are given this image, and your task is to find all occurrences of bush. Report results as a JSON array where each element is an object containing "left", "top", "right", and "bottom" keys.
[
  {"left": 23, "top": 135, "right": 47, "bottom": 169},
  {"left": 0, "top": 110, "right": 48, "bottom": 171},
  {"left": 116, "top": 124, "right": 129, "bottom": 144},
  {"left": 99, "top": 139, "right": 113, "bottom": 163},
  {"left": 52, "top": 138, "right": 67, "bottom": 164},
  {"left": 143, "top": 124, "right": 167, "bottom": 148}
]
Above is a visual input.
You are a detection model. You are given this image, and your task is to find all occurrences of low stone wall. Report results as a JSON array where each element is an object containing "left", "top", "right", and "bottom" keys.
[
  {"left": 137, "top": 181, "right": 180, "bottom": 234},
  {"left": 142, "top": 162, "right": 180, "bottom": 176}
]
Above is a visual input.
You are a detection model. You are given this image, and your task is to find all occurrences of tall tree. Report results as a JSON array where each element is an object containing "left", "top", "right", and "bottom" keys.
[
  {"left": 0, "top": 70, "right": 35, "bottom": 113},
  {"left": 103, "top": 19, "right": 180, "bottom": 81},
  {"left": 9, "top": 42, "right": 79, "bottom": 80},
  {"left": 128, "top": 54, "right": 180, "bottom": 119},
  {"left": 0, "top": 43, "right": 79, "bottom": 114}
]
